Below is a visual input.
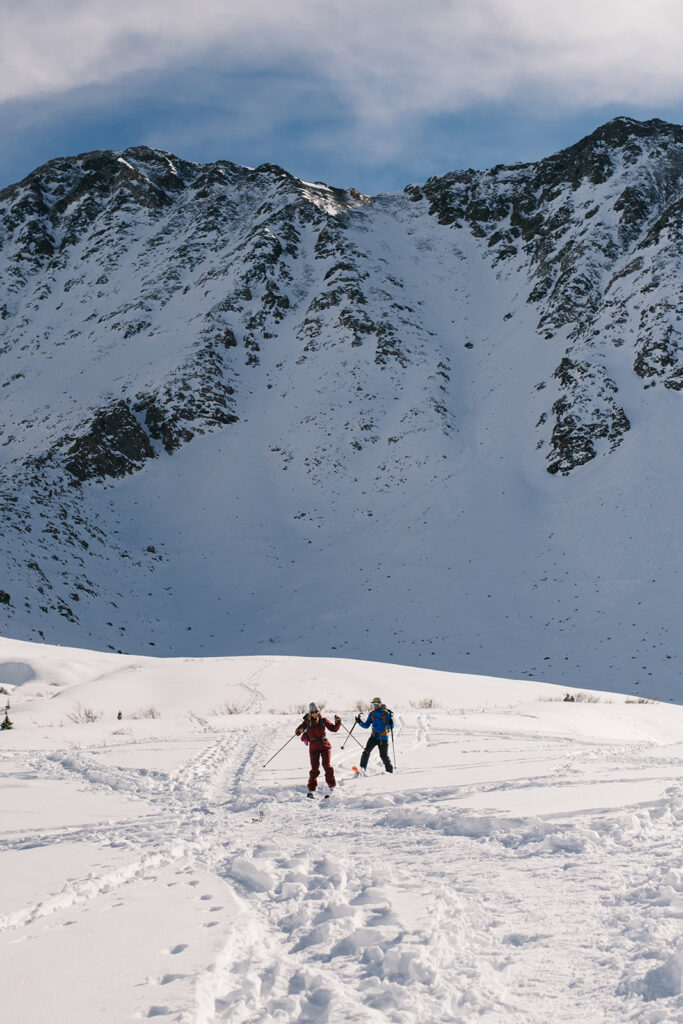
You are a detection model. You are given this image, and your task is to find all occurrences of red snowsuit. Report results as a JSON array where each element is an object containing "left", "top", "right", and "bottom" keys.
[{"left": 295, "top": 714, "right": 341, "bottom": 792}]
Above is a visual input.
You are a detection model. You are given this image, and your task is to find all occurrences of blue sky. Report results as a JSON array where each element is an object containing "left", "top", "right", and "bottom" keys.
[{"left": 2, "top": 1, "right": 682, "bottom": 194}]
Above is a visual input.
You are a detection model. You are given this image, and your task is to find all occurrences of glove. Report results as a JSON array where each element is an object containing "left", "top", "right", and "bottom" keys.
[
  {"left": 335, "top": 715, "right": 341, "bottom": 725},
  {"left": 355, "top": 714, "right": 362, "bottom": 724}
]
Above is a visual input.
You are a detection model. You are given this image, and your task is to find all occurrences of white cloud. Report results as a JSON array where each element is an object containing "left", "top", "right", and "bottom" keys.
[{"left": 2, "top": 0, "right": 683, "bottom": 133}]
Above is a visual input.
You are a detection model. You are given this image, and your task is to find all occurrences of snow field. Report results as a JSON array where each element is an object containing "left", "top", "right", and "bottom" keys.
[{"left": 1, "top": 639, "right": 682, "bottom": 1022}]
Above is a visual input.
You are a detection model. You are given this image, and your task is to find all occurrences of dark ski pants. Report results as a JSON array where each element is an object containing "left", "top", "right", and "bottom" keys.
[
  {"left": 360, "top": 734, "right": 393, "bottom": 772},
  {"left": 308, "top": 745, "right": 336, "bottom": 791}
]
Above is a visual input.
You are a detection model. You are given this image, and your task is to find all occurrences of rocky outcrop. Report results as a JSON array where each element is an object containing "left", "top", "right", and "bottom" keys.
[
  {"left": 410, "top": 117, "right": 683, "bottom": 473},
  {"left": 64, "top": 402, "right": 154, "bottom": 482},
  {"left": 545, "top": 358, "right": 630, "bottom": 476}
]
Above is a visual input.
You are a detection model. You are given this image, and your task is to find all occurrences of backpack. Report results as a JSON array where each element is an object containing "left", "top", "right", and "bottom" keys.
[{"left": 373, "top": 705, "right": 393, "bottom": 736}]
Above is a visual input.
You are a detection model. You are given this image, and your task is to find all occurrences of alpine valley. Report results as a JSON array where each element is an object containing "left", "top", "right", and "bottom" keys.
[{"left": 2, "top": 116, "right": 683, "bottom": 701}]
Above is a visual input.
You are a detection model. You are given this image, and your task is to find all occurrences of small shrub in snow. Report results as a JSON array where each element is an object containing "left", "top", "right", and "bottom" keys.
[
  {"left": 625, "top": 697, "right": 658, "bottom": 704},
  {"left": 410, "top": 697, "right": 439, "bottom": 709},
  {"left": 0, "top": 686, "right": 8, "bottom": 696},
  {"left": 354, "top": 698, "right": 370, "bottom": 713},
  {"left": 214, "top": 702, "right": 247, "bottom": 715},
  {"left": 1, "top": 703, "right": 13, "bottom": 730},
  {"left": 131, "top": 706, "right": 161, "bottom": 719},
  {"left": 67, "top": 703, "right": 101, "bottom": 724}
]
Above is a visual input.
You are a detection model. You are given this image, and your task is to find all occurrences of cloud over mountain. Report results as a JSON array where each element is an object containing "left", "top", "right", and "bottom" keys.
[{"left": 3, "top": 1, "right": 683, "bottom": 129}]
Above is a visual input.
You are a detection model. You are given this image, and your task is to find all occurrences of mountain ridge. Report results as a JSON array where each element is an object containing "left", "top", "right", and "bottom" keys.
[{"left": 1, "top": 116, "right": 683, "bottom": 700}]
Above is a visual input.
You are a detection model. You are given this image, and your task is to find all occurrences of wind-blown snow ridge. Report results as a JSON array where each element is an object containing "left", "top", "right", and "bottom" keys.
[{"left": 1, "top": 119, "right": 683, "bottom": 699}]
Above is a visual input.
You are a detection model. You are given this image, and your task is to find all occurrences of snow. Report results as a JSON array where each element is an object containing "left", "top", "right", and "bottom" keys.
[{"left": 1, "top": 636, "right": 682, "bottom": 1022}]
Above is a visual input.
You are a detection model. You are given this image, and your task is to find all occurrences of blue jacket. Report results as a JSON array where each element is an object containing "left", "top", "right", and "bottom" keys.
[{"left": 359, "top": 705, "right": 393, "bottom": 738}]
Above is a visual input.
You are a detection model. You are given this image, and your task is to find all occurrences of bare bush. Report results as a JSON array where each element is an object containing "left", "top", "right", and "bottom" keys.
[
  {"left": 67, "top": 703, "right": 101, "bottom": 724},
  {"left": 625, "top": 697, "right": 658, "bottom": 704},
  {"left": 410, "top": 697, "right": 439, "bottom": 709},
  {"left": 214, "top": 702, "right": 247, "bottom": 716},
  {"left": 354, "top": 698, "right": 370, "bottom": 713},
  {"left": 0, "top": 686, "right": 8, "bottom": 696},
  {"left": 131, "top": 706, "right": 161, "bottom": 720}
]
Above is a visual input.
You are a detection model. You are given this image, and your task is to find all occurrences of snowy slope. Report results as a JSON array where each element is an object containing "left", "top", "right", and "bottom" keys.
[
  {"left": 1, "top": 637, "right": 682, "bottom": 1023},
  {"left": 2, "top": 119, "right": 683, "bottom": 699}
]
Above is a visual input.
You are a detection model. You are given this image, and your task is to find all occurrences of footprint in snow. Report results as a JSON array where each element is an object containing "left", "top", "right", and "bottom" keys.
[
  {"left": 350, "top": 885, "right": 388, "bottom": 906},
  {"left": 290, "top": 922, "right": 331, "bottom": 951},
  {"left": 366, "top": 905, "right": 399, "bottom": 926},
  {"left": 312, "top": 903, "right": 355, "bottom": 924},
  {"left": 329, "top": 927, "right": 388, "bottom": 958},
  {"left": 503, "top": 932, "right": 549, "bottom": 946}
]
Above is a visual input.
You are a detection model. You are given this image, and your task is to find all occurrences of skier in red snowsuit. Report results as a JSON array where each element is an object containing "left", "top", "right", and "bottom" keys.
[{"left": 295, "top": 703, "right": 342, "bottom": 796}]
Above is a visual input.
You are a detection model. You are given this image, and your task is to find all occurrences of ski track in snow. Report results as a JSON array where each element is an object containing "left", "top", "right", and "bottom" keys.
[{"left": 2, "top": 709, "right": 683, "bottom": 1023}]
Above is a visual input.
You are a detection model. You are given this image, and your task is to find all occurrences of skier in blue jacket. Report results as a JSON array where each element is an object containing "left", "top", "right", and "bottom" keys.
[{"left": 356, "top": 697, "right": 394, "bottom": 773}]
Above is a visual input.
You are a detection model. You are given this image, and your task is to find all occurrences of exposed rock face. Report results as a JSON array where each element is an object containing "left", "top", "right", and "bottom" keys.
[
  {"left": 64, "top": 402, "right": 155, "bottom": 482},
  {"left": 2, "top": 118, "right": 683, "bottom": 693},
  {"left": 545, "top": 359, "right": 630, "bottom": 476},
  {"left": 407, "top": 118, "right": 683, "bottom": 473}
]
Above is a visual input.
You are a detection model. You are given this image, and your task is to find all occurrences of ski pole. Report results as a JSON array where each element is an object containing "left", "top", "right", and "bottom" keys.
[
  {"left": 262, "top": 731, "right": 298, "bottom": 768},
  {"left": 391, "top": 728, "right": 397, "bottom": 769},
  {"left": 341, "top": 719, "right": 359, "bottom": 750},
  {"left": 340, "top": 721, "right": 364, "bottom": 750}
]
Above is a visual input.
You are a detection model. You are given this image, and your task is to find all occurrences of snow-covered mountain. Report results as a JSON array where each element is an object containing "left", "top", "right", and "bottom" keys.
[{"left": 2, "top": 116, "right": 683, "bottom": 700}]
